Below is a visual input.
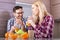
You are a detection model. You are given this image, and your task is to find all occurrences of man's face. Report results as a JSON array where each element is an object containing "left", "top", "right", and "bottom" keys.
[{"left": 14, "top": 8, "right": 23, "bottom": 19}]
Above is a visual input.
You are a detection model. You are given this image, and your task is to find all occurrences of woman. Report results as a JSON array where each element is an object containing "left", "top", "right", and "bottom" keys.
[{"left": 27, "top": 0, "right": 54, "bottom": 39}]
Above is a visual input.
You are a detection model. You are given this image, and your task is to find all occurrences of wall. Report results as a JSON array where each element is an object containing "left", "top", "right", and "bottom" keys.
[
  {"left": 51, "top": 0, "right": 60, "bottom": 38},
  {"left": 0, "top": 0, "right": 15, "bottom": 37}
]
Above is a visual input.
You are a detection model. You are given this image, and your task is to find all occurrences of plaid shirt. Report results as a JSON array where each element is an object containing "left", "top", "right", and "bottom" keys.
[
  {"left": 28, "top": 16, "right": 54, "bottom": 38},
  {"left": 7, "top": 18, "right": 27, "bottom": 32}
]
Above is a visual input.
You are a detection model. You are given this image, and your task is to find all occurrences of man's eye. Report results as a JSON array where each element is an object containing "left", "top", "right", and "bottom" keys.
[
  {"left": 16, "top": 12, "right": 24, "bottom": 14},
  {"left": 21, "top": 12, "right": 24, "bottom": 13},
  {"left": 19, "top": 12, "right": 23, "bottom": 14},
  {"left": 18, "top": 13, "right": 22, "bottom": 14}
]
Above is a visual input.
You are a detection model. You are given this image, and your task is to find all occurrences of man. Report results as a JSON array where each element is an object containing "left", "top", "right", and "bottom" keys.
[{"left": 7, "top": 6, "right": 27, "bottom": 32}]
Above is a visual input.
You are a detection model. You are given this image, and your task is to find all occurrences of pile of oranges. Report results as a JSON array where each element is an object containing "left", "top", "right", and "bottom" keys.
[
  {"left": 5, "top": 32, "right": 29, "bottom": 40},
  {"left": 5, "top": 32, "right": 17, "bottom": 40}
]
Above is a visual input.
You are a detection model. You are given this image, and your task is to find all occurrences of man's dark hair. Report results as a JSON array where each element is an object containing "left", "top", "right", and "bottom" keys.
[{"left": 13, "top": 6, "right": 23, "bottom": 12}]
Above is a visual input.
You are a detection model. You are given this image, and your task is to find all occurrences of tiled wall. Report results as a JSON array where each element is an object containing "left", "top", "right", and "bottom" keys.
[
  {"left": 51, "top": 0, "right": 60, "bottom": 19},
  {"left": 0, "top": 0, "right": 15, "bottom": 37},
  {"left": 42, "top": 0, "right": 50, "bottom": 13},
  {"left": 51, "top": 0, "right": 60, "bottom": 38}
]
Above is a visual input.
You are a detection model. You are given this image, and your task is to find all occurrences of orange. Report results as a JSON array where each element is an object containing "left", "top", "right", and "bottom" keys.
[
  {"left": 26, "top": 22, "right": 31, "bottom": 26},
  {"left": 17, "top": 34, "right": 21, "bottom": 38},
  {"left": 9, "top": 33, "right": 17, "bottom": 39},
  {"left": 9, "top": 32, "right": 14, "bottom": 37},
  {"left": 21, "top": 32, "right": 29, "bottom": 39},
  {"left": 5, "top": 32, "right": 9, "bottom": 38},
  {"left": 11, "top": 34, "right": 17, "bottom": 40},
  {"left": 12, "top": 34, "right": 17, "bottom": 39}
]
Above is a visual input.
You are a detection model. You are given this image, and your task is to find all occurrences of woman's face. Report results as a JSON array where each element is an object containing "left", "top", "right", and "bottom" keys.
[{"left": 32, "top": 5, "right": 39, "bottom": 16}]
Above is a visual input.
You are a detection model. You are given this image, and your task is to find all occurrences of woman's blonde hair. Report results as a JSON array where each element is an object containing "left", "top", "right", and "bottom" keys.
[{"left": 32, "top": 0, "right": 51, "bottom": 24}]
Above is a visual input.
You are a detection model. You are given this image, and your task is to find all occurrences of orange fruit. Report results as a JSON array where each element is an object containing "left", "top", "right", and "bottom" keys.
[
  {"left": 17, "top": 34, "right": 21, "bottom": 38},
  {"left": 9, "top": 32, "right": 14, "bottom": 37},
  {"left": 5, "top": 32, "right": 9, "bottom": 38},
  {"left": 9, "top": 33, "right": 17, "bottom": 40},
  {"left": 26, "top": 22, "right": 31, "bottom": 26},
  {"left": 9, "top": 33, "right": 17, "bottom": 39},
  {"left": 21, "top": 32, "right": 29, "bottom": 39},
  {"left": 12, "top": 34, "right": 17, "bottom": 39}
]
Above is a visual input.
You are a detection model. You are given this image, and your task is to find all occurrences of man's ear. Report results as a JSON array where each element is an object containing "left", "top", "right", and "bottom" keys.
[{"left": 13, "top": 13, "right": 15, "bottom": 16}]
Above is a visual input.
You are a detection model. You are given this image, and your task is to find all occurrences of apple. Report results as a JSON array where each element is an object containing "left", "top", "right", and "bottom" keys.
[{"left": 16, "top": 29, "right": 24, "bottom": 34}]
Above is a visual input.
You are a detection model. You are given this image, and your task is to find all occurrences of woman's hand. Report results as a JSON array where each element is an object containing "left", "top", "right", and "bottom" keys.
[{"left": 27, "top": 16, "right": 36, "bottom": 28}]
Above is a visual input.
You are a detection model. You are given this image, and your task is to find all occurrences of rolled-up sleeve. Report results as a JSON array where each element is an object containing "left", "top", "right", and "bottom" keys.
[{"left": 7, "top": 20, "right": 11, "bottom": 32}]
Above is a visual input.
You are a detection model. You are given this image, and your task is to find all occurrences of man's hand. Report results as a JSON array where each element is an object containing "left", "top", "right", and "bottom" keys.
[
  {"left": 9, "top": 26, "right": 18, "bottom": 33},
  {"left": 15, "top": 19, "right": 24, "bottom": 26},
  {"left": 9, "top": 26, "right": 15, "bottom": 32}
]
